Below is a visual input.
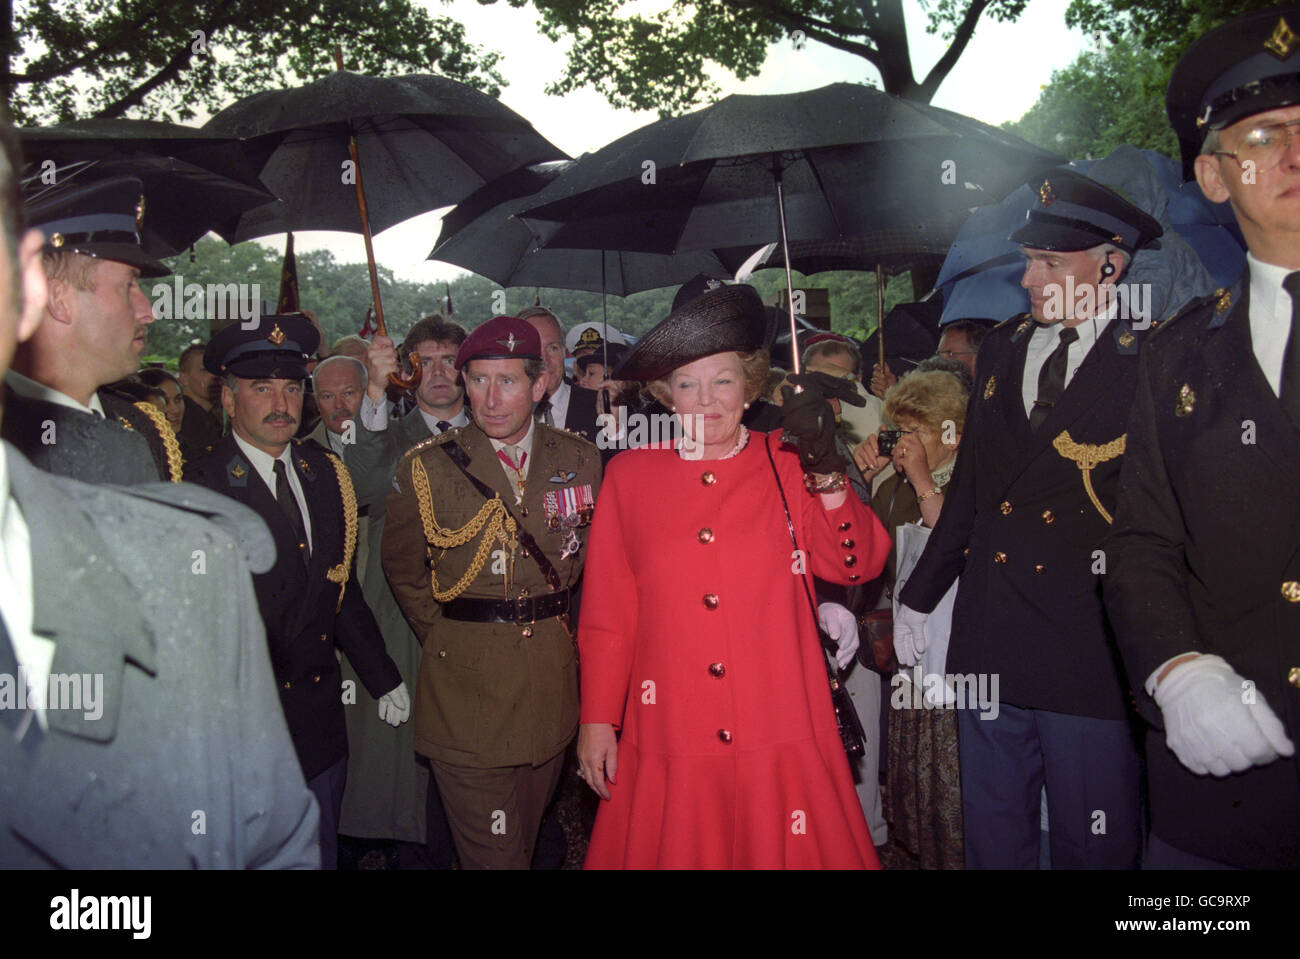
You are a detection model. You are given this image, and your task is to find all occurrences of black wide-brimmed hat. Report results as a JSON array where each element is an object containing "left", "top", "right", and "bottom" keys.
[
  {"left": 1010, "top": 168, "right": 1163, "bottom": 255},
  {"left": 26, "top": 175, "right": 171, "bottom": 278},
  {"left": 1168, "top": 5, "right": 1300, "bottom": 179},
  {"left": 204, "top": 313, "right": 319, "bottom": 379},
  {"left": 614, "top": 284, "right": 775, "bottom": 381}
]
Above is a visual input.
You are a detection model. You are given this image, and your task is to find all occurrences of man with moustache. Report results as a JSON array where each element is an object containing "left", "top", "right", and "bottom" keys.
[
  {"left": 185, "top": 315, "right": 410, "bottom": 869},
  {"left": 0, "top": 115, "right": 319, "bottom": 869},
  {"left": 383, "top": 315, "right": 601, "bottom": 869},
  {"left": 1, "top": 176, "right": 181, "bottom": 484},
  {"left": 1105, "top": 5, "right": 1300, "bottom": 869},
  {"left": 517, "top": 306, "right": 602, "bottom": 444},
  {"left": 894, "top": 171, "right": 1163, "bottom": 868}
]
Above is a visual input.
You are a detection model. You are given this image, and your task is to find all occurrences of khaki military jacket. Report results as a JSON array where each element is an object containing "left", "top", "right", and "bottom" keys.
[{"left": 383, "top": 422, "right": 601, "bottom": 768}]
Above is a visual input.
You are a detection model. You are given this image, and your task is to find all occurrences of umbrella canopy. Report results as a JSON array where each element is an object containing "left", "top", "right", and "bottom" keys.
[
  {"left": 204, "top": 70, "right": 569, "bottom": 242},
  {"left": 429, "top": 161, "right": 730, "bottom": 294},
  {"left": 721, "top": 235, "right": 949, "bottom": 281},
  {"left": 518, "top": 83, "right": 1062, "bottom": 257}
]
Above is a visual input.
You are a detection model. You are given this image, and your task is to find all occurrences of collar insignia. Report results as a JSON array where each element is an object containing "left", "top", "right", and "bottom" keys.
[
  {"left": 1176, "top": 383, "right": 1196, "bottom": 417},
  {"left": 231, "top": 463, "right": 246, "bottom": 479},
  {"left": 1266, "top": 17, "right": 1298, "bottom": 59},
  {"left": 267, "top": 323, "right": 286, "bottom": 346},
  {"left": 1118, "top": 330, "right": 1135, "bottom": 348},
  {"left": 1215, "top": 289, "right": 1232, "bottom": 314},
  {"left": 1038, "top": 179, "right": 1055, "bottom": 206}
]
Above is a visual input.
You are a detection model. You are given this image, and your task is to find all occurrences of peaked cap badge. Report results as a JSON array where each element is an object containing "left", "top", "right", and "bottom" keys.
[
  {"left": 267, "top": 323, "right": 286, "bottom": 346},
  {"left": 135, "top": 195, "right": 146, "bottom": 231},
  {"left": 1038, "top": 179, "right": 1055, "bottom": 206},
  {"left": 1265, "top": 17, "right": 1298, "bottom": 59}
]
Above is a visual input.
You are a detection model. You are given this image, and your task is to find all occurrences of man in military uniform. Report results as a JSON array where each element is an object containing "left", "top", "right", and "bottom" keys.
[
  {"left": 176, "top": 342, "right": 224, "bottom": 461},
  {"left": 0, "top": 116, "right": 319, "bottom": 869},
  {"left": 1105, "top": 5, "right": 1300, "bottom": 869},
  {"left": 185, "top": 314, "right": 410, "bottom": 869},
  {"left": 895, "top": 170, "right": 1164, "bottom": 868},
  {"left": 2, "top": 176, "right": 181, "bottom": 484},
  {"left": 383, "top": 314, "right": 602, "bottom": 869}
]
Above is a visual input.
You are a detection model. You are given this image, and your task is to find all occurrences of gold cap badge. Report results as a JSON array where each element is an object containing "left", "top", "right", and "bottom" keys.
[
  {"left": 1038, "top": 179, "right": 1055, "bottom": 206},
  {"left": 135, "top": 195, "right": 146, "bottom": 232},
  {"left": 1265, "top": 16, "right": 1298, "bottom": 59},
  {"left": 50, "top": 232, "right": 64, "bottom": 247},
  {"left": 267, "top": 323, "right": 286, "bottom": 346}
]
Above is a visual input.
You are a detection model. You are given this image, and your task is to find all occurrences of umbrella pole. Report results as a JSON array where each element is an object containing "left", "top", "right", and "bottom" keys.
[
  {"left": 774, "top": 170, "right": 801, "bottom": 377},
  {"left": 876, "top": 263, "right": 885, "bottom": 370},
  {"left": 333, "top": 45, "right": 419, "bottom": 389},
  {"left": 601, "top": 251, "right": 609, "bottom": 370}
]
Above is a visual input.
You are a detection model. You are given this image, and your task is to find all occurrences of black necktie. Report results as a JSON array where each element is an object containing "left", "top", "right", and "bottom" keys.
[
  {"left": 1279, "top": 273, "right": 1300, "bottom": 429},
  {"left": 0, "top": 613, "right": 42, "bottom": 756},
  {"left": 272, "top": 459, "right": 310, "bottom": 564},
  {"left": 1030, "top": 326, "right": 1080, "bottom": 431},
  {"left": 436, "top": 420, "right": 452, "bottom": 434},
  {"left": 535, "top": 398, "right": 554, "bottom": 427}
]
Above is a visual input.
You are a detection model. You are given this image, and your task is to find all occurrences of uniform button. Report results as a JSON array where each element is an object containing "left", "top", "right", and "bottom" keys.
[
  {"left": 698, "top": 528, "right": 714, "bottom": 544},
  {"left": 1034, "top": 564, "right": 1046, "bottom": 574},
  {"left": 701, "top": 471, "right": 717, "bottom": 486},
  {"left": 313, "top": 674, "right": 321, "bottom": 683},
  {"left": 1042, "top": 510, "right": 1055, "bottom": 524},
  {"left": 522, "top": 626, "right": 533, "bottom": 638},
  {"left": 298, "top": 541, "right": 307, "bottom": 550},
  {"left": 994, "top": 551, "right": 1007, "bottom": 564},
  {"left": 838, "top": 522, "right": 851, "bottom": 531},
  {"left": 708, "top": 662, "right": 726, "bottom": 678},
  {"left": 703, "top": 593, "right": 720, "bottom": 609},
  {"left": 717, "top": 729, "right": 733, "bottom": 744},
  {"left": 438, "top": 649, "right": 447, "bottom": 659},
  {"left": 963, "top": 548, "right": 969, "bottom": 557},
  {"left": 844, "top": 555, "right": 857, "bottom": 568},
  {"left": 320, "top": 633, "right": 327, "bottom": 642},
  {"left": 848, "top": 574, "right": 860, "bottom": 582},
  {"left": 840, "top": 539, "right": 855, "bottom": 548},
  {"left": 1281, "top": 581, "right": 1300, "bottom": 603},
  {"left": 1000, "top": 501, "right": 1012, "bottom": 515},
  {"left": 1289, "top": 667, "right": 1300, "bottom": 688},
  {"left": 282, "top": 680, "right": 292, "bottom": 690}
]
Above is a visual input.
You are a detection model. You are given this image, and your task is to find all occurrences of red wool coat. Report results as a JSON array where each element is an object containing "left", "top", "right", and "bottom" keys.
[{"left": 579, "top": 431, "right": 890, "bottom": 868}]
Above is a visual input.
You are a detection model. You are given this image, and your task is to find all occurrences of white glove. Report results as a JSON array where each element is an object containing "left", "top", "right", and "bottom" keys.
[
  {"left": 1154, "top": 655, "right": 1295, "bottom": 777},
  {"left": 893, "top": 603, "right": 929, "bottom": 668},
  {"left": 377, "top": 682, "right": 411, "bottom": 727},
  {"left": 817, "top": 602, "right": 859, "bottom": 670}
]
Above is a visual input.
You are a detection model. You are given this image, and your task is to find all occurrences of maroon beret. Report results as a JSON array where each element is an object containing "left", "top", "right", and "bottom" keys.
[{"left": 454, "top": 315, "right": 542, "bottom": 371}]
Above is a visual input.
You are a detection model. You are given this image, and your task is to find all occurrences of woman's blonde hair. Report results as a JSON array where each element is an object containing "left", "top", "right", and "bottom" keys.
[
  {"left": 883, "top": 369, "right": 969, "bottom": 436},
  {"left": 646, "top": 348, "right": 771, "bottom": 407}
]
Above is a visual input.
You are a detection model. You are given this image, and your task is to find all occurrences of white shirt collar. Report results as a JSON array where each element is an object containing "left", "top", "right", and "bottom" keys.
[
  {"left": 418, "top": 405, "right": 470, "bottom": 436},
  {"left": 547, "top": 379, "right": 571, "bottom": 427},
  {"left": 5, "top": 370, "right": 105, "bottom": 416},
  {"left": 232, "top": 432, "right": 294, "bottom": 488}
]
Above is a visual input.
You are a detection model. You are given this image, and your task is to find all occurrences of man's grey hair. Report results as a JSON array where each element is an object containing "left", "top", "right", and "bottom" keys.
[
  {"left": 311, "top": 354, "right": 368, "bottom": 392},
  {"left": 1201, "top": 128, "right": 1221, "bottom": 157},
  {"left": 517, "top": 305, "right": 564, "bottom": 335}
]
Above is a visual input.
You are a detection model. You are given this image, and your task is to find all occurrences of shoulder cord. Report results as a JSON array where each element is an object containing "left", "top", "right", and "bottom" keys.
[
  {"left": 126, "top": 400, "right": 184, "bottom": 482},
  {"left": 1051, "top": 430, "right": 1126, "bottom": 524},
  {"left": 322, "top": 452, "right": 358, "bottom": 611}
]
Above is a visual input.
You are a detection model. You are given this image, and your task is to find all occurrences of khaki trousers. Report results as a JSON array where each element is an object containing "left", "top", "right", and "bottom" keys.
[{"left": 431, "top": 751, "right": 566, "bottom": 869}]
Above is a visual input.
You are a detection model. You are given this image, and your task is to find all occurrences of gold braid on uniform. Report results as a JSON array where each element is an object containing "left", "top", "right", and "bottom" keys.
[
  {"left": 410, "top": 454, "right": 519, "bottom": 602},
  {"left": 130, "top": 400, "right": 184, "bottom": 482},
  {"left": 1052, "top": 430, "right": 1127, "bottom": 525},
  {"left": 323, "top": 451, "right": 358, "bottom": 612}
]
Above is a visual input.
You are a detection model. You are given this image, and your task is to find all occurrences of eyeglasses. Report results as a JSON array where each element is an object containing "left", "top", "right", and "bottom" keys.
[{"left": 1213, "top": 117, "right": 1300, "bottom": 172}]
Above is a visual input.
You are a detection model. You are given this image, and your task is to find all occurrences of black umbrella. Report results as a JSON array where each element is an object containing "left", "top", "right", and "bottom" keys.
[
  {"left": 430, "top": 161, "right": 730, "bottom": 295},
  {"left": 204, "top": 68, "right": 569, "bottom": 242},
  {"left": 519, "top": 83, "right": 1061, "bottom": 375}
]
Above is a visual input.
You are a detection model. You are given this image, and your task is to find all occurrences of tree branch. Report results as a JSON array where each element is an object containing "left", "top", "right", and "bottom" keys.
[
  {"left": 14, "top": 0, "right": 172, "bottom": 85},
  {"left": 916, "top": 0, "right": 994, "bottom": 101}
]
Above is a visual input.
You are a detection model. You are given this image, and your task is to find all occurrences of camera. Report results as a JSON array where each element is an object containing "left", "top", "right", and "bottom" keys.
[{"left": 877, "top": 428, "right": 905, "bottom": 457}]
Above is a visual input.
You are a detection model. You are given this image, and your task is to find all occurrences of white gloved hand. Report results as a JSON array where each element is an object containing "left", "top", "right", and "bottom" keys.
[
  {"left": 377, "top": 682, "right": 411, "bottom": 727},
  {"left": 893, "top": 603, "right": 929, "bottom": 668},
  {"left": 817, "top": 601, "right": 859, "bottom": 670},
  {"left": 1154, "top": 655, "right": 1295, "bottom": 777}
]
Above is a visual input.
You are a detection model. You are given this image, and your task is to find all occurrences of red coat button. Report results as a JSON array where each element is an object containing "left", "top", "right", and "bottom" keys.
[
  {"left": 703, "top": 593, "right": 719, "bottom": 609},
  {"left": 708, "top": 663, "right": 726, "bottom": 677},
  {"left": 698, "top": 528, "right": 714, "bottom": 543},
  {"left": 838, "top": 522, "right": 851, "bottom": 531},
  {"left": 701, "top": 471, "right": 717, "bottom": 486},
  {"left": 717, "top": 729, "right": 733, "bottom": 744}
]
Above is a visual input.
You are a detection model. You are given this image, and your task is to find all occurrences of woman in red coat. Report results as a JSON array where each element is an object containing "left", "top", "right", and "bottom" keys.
[{"left": 576, "top": 285, "right": 890, "bottom": 868}]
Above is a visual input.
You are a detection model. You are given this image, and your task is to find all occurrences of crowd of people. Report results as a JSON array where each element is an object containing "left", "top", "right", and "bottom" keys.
[{"left": 1, "top": 6, "right": 1298, "bottom": 871}]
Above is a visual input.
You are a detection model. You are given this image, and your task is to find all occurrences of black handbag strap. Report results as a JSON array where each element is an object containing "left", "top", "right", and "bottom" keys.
[
  {"left": 762, "top": 439, "right": 841, "bottom": 681},
  {"left": 441, "top": 440, "right": 563, "bottom": 593}
]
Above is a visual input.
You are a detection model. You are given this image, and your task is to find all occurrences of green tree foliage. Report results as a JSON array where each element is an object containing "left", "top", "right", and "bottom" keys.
[
  {"left": 1065, "top": 0, "right": 1278, "bottom": 54},
  {"left": 493, "top": 0, "right": 1029, "bottom": 113},
  {"left": 4, "top": 0, "right": 505, "bottom": 124},
  {"left": 1002, "top": 34, "right": 1179, "bottom": 160},
  {"left": 143, "top": 236, "right": 906, "bottom": 365}
]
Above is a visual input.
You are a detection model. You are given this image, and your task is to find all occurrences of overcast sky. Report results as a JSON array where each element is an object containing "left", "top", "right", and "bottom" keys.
[{"left": 254, "top": 0, "right": 1091, "bottom": 283}]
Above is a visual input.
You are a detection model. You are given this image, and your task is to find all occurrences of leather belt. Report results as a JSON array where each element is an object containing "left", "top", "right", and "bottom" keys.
[{"left": 442, "top": 589, "right": 571, "bottom": 624}]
